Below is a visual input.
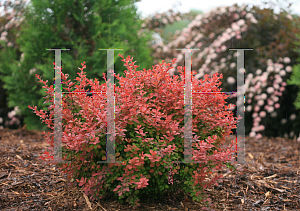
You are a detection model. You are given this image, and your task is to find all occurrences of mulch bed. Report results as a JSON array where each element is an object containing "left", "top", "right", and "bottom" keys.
[{"left": 1, "top": 125, "right": 300, "bottom": 210}]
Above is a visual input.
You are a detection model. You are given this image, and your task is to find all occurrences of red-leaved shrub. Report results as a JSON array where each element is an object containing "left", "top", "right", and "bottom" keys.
[{"left": 29, "top": 54, "right": 242, "bottom": 209}]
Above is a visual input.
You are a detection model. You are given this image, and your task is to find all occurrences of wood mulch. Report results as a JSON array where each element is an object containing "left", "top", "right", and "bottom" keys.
[{"left": 0, "top": 125, "right": 299, "bottom": 210}]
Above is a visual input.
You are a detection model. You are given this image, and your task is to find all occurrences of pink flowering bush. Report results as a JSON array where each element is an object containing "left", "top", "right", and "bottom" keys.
[
  {"left": 7, "top": 106, "right": 21, "bottom": 127},
  {"left": 0, "top": 106, "right": 22, "bottom": 130},
  {"left": 146, "top": 3, "right": 300, "bottom": 140}
]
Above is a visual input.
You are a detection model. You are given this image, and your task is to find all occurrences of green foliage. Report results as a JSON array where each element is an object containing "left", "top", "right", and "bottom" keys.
[
  {"left": 0, "top": 0, "right": 33, "bottom": 129},
  {"left": 0, "top": 0, "right": 154, "bottom": 131},
  {"left": 287, "top": 31, "right": 300, "bottom": 111}
]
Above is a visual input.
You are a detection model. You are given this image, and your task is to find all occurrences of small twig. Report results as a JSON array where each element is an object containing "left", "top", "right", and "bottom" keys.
[
  {"left": 44, "top": 191, "right": 67, "bottom": 204},
  {"left": 97, "top": 202, "right": 107, "bottom": 211},
  {"left": 83, "top": 192, "right": 93, "bottom": 210}
]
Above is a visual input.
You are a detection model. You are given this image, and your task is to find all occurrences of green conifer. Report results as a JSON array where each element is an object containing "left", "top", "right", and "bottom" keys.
[{"left": 1, "top": 0, "right": 154, "bottom": 131}]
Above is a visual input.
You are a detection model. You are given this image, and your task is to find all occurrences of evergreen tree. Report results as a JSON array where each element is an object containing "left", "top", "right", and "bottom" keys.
[
  {"left": 0, "top": 0, "right": 34, "bottom": 130},
  {"left": 0, "top": 0, "right": 154, "bottom": 131}
]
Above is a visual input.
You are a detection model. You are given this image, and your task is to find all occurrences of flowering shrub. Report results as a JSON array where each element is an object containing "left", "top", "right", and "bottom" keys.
[
  {"left": 29, "top": 54, "right": 241, "bottom": 209},
  {"left": 140, "top": 8, "right": 196, "bottom": 34},
  {"left": 0, "top": 106, "right": 22, "bottom": 130},
  {"left": 7, "top": 106, "right": 21, "bottom": 126},
  {"left": 147, "top": 3, "right": 300, "bottom": 140}
]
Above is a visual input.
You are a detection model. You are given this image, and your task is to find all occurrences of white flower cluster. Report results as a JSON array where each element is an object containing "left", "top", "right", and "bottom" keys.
[
  {"left": 29, "top": 68, "right": 37, "bottom": 75},
  {"left": 4, "top": 106, "right": 21, "bottom": 127}
]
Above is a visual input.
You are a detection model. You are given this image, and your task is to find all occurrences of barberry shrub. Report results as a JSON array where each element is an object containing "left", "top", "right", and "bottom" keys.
[
  {"left": 29, "top": 54, "right": 241, "bottom": 209},
  {"left": 148, "top": 3, "right": 300, "bottom": 140}
]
